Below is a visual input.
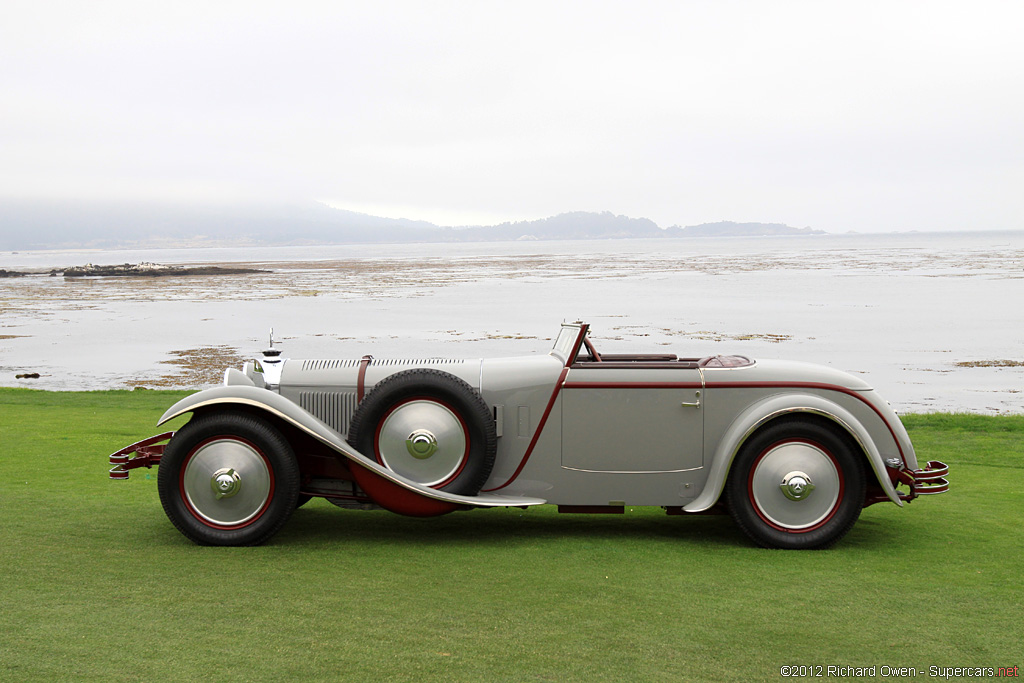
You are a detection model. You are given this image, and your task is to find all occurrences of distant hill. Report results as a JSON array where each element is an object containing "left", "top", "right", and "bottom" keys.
[
  {"left": 0, "top": 200, "right": 822, "bottom": 250},
  {"left": 666, "top": 221, "right": 825, "bottom": 237},
  {"left": 0, "top": 199, "right": 437, "bottom": 250},
  {"left": 445, "top": 211, "right": 662, "bottom": 241}
]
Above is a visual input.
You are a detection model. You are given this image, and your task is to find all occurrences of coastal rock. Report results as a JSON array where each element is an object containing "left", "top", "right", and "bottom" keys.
[{"left": 58, "top": 262, "right": 267, "bottom": 277}]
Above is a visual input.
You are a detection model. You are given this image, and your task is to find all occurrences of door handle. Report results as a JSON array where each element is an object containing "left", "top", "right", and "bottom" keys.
[{"left": 681, "top": 391, "right": 701, "bottom": 409}]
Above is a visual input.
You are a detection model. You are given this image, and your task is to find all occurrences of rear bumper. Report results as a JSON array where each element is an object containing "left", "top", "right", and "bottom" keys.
[
  {"left": 894, "top": 460, "right": 950, "bottom": 501},
  {"left": 866, "top": 460, "right": 949, "bottom": 507},
  {"left": 108, "top": 432, "right": 174, "bottom": 479}
]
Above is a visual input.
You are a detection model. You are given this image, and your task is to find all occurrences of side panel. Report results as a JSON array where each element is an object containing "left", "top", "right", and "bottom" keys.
[
  {"left": 487, "top": 362, "right": 708, "bottom": 506},
  {"left": 561, "top": 388, "right": 701, "bottom": 472},
  {"left": 477, "top": 355, "right": 567, "bottom": 492},
  {"left": 560, "top": 376, "right": 703, "bottom": 473}
]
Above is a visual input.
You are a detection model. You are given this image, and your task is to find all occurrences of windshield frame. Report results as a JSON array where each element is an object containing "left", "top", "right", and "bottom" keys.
[{"left": 550, "top": 322, "right": 588, "bottom": 367}]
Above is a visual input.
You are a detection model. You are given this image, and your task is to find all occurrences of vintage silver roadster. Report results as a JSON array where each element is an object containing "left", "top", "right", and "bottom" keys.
[{"left": 109, "top": 322, "right": 948, "bottom": 549}]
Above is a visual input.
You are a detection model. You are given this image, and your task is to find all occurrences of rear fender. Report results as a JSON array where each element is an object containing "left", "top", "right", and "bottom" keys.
[
  {"left": 158, "top": 386, "right": 545, "bottom": 514},
  {"left": 685, "top": 392, "right": 901, "bottom": 512}
]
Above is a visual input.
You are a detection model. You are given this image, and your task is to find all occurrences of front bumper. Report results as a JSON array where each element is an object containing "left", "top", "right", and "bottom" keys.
[{"left": 108, "top": 432, "right": 174, "bottom": 479}]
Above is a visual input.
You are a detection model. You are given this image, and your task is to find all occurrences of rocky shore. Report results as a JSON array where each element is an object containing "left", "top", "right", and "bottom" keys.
[
  {"left": 2, "top": 262, "right": 268, "bottom": 277},
  {"left": 59, "top": 262, "right": 268, "bottom": 277}
]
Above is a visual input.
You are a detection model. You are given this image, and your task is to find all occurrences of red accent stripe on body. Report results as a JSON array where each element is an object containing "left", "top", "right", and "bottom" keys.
[
  {"left": 703, "top": 381, "right": 905, "bottom": 459},
  {"left": 562, "top": 381, "right": 703, "bottom": 390},
  {"left": 486, "top": 378, "right": 906, "bottom": 494},
  {"left": 482, "top": 366, "right": 570, "bottom": 492}
]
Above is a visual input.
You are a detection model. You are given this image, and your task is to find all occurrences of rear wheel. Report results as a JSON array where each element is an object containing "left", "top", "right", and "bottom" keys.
[
  {"left": 726, "top": 419, "right": 865, "bottom": 549},
  {"left": 158, "top": 411, "right": 300, "bottom": 546}
]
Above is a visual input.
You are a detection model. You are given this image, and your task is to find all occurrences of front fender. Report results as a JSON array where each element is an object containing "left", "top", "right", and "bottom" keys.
[
  {"left": 158, "top": 386, "right": 546, "bottom": 512},
  {"left": 685, "top": 392, "right": 901, "bottom": 512}
]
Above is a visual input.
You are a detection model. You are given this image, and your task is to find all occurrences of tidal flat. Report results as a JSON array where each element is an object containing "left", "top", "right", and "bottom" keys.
[{"left": 1, "top": 232, "right": 1022, "bottom": 413}]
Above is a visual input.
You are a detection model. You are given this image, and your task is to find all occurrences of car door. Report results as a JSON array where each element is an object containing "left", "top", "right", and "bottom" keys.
[{"left": 559, "top": 365, "right": 704, "bottom": 473}]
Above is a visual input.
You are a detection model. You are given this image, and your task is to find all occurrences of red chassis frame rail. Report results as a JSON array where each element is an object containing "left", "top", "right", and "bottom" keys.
[{"left": 108, "top": 432, "right": 175, "bottom": 480}]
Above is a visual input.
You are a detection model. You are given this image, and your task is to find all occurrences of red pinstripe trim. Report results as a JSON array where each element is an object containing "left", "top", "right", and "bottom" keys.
[
  {"left": 563, "top": 381, "right": 703, "bottom": 390},
  {"left": 704, "top": 381, "right": 905, "bottom": 459},
  {"left": 485, "top": 378, "right": 904, "bottom": 493},
  {"left": 483, "top": 366, "right": 570, "bottom": 492}
]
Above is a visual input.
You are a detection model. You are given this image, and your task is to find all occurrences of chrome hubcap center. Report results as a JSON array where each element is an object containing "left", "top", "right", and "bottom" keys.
[
  {"left": 780, "top": 471, "right": 815, "bottom": 501},
  {"left": 406, "top": 429, "right": 439, "bottom": 459},
  {"left": 211, "top": 467, "right": 241, "bottom": 499}
]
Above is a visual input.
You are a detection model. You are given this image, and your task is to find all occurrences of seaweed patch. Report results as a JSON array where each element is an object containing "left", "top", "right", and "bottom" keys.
[
  {"left": 954, "top": 360, "right": 1024, "bottom": 368},
  {"left": 126, "top": 346, "right": 248, "bottom": 388}
]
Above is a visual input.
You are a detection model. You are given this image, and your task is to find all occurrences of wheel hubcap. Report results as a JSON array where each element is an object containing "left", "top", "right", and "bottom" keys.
[
  {"left": 780, "top": 471, "right": 814, "bottom": 501},
  {"left": 750, "top": 441, "right": 841, "bottom": 530},
  {"left": 377, "top": 400, "right": 468, "bottom": 486},
  {"left": 211, "top": 467, "right": 242, "bottom": 499},
  {"left": 182, "top": 438, "right": 272, "bottom": 526},
  {"left": 406, "top": 429, "right": 439, "bottom": 459}
]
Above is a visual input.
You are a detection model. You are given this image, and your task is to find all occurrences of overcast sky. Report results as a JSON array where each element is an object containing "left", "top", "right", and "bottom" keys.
[{"left": 2, "top": 1, "right": 1022, "bottom": 232}]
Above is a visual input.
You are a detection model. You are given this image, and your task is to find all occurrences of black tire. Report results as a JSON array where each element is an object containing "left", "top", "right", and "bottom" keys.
[
  {"left": 348, "top": 369, "right": 497, "bottom": 496},
  {"left": 157, "top": 411, "right": 300, "bottom": 546},
  {"left": 725, "top": 419, "right": 866, "bottom": 549}
]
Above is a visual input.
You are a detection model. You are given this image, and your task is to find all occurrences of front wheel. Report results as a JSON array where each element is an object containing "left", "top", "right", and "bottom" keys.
[
  {"left": 726, "top": 419, "right": 865, "bottom": 549},
  {"left": 157, "top": 411, "right": 300, "bottom": 546}
]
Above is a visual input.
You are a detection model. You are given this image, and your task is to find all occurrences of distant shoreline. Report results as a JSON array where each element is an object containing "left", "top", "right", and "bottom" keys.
[
  {"left": 4, "top": 200, "right": 1021, "bottom": 252},
  {"left": 0, "top": 203, "right": 820, "bottom": 250},
  {"left": 8, "top": 229, "right": 1024, "bottom": 255},
  {"left": 5, "top": 228, "right": 1024, "bottom": 256}
]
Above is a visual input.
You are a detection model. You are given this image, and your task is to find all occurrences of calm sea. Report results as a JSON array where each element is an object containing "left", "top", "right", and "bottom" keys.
[{"left": 2, "top": 232, "right": 1022, "bottom": 413}]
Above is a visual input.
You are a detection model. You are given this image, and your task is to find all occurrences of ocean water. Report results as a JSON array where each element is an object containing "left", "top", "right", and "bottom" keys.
[{"left": 1, "top": 232, "right": 1022, "bottom": 413}]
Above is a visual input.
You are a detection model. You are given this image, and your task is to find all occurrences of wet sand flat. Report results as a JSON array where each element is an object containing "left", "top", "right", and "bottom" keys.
[{"left": 1, "top": 232, "right": 1022, "bottom": 413}]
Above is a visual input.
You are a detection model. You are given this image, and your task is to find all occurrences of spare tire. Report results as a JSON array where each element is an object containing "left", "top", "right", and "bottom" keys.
[{"left": 347, "top": 369, "right": 497, "bottom": 496}]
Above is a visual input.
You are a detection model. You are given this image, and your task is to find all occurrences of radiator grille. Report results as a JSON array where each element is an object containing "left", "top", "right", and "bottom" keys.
[{"left": 299, "top": 391, "right": 358, "bottom": 436}]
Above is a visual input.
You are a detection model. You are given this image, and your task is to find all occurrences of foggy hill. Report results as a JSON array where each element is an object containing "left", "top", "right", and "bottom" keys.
[
  {"left": 446, "top": 211, "right": 662, "bottom": 241},
  {"left": 0, "top": 199, "right": 438, "bottom": 250},
  {"left": 0, "top": 200, "right": 822, "bottom": 250}
]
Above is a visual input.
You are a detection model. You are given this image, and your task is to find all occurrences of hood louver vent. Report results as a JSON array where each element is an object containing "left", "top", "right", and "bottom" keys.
[
  {"left": 300, "top": 359, "right": 361, "bottom": 371},
  {"left": 299, "top": 358, "right": 462, "bottom": 371},
  {"left": 372, "top": 358, "right": 462, "bottom": 367}
]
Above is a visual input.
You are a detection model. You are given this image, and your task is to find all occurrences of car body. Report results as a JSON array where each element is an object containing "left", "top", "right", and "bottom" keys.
[{"left": 109, "top": 322, "right": 948, "bottom": 548}]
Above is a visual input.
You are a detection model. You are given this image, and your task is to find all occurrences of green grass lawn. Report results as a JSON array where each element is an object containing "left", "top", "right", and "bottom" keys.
[{"left": 1, "top": 388, "right": 1021, "bottom": 682}]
